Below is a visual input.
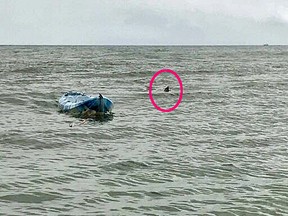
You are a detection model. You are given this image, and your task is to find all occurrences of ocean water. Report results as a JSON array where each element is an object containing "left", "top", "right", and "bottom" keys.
[{"left": 0, "top": 45, "right": 287, "bottom": 215}]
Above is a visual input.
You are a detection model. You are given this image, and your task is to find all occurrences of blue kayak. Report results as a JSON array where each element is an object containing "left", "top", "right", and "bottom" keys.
[{"left": 59, "top": 91, "right": 113, "bottom": 114}]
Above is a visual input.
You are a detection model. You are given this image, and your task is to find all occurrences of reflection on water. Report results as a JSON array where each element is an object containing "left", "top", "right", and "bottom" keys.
[{"left": 59, "top": 108, "right": 114, "bottom": 122}]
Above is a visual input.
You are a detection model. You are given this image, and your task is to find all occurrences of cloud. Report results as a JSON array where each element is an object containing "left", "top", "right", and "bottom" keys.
[{"left": 0, "top": 0, "right": 288, "bottom": 44}]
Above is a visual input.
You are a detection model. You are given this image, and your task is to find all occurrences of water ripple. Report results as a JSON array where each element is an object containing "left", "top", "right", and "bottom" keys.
[{"left": 1, "top": 46, "right": 288, "bottom": 215}]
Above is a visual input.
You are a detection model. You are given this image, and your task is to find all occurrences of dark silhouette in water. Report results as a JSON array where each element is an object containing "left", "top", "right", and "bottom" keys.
[{"left": 164, "top": 86, "right": 170, "bottom": 92}]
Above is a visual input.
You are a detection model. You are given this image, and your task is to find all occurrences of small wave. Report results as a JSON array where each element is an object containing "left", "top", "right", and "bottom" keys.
[
  {"left": 102, "top": 160, "right": 149, "bottom": 172},
  {"left": 0, "top": 192, "right": 62, "bottom": 203}
]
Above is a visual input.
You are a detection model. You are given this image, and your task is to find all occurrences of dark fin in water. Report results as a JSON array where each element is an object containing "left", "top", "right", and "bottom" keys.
[
  {"left": 99, "top": 93, "right": 103, "bottom": 99},
  {"left": 164, "top": 86, "right": 170, "bottom": 92}
]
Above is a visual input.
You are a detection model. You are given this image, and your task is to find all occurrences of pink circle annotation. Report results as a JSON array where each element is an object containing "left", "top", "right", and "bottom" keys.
[{"left": 149, "top": 69, "right": 183, "bottom": 112}]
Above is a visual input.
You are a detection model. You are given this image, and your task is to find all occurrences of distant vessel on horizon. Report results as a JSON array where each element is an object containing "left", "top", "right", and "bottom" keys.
[{"left": 263, "top": 43, "right": 269, "bottom": 46}]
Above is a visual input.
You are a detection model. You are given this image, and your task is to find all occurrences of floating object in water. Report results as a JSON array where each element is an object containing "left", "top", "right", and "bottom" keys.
[
  {"left": 58, "top": 91, "right": 113, "bottom": 114},
  {"left": 164, "top": 86, "right": 170, "bottom": 92}
]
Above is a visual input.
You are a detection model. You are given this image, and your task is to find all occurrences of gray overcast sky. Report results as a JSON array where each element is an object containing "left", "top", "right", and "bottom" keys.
[{"left": 1, "top": 0, "right": 288, "bottom": 45}]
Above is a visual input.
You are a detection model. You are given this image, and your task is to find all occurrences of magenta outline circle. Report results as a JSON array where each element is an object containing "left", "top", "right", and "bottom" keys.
[{"left": 149, "top": 69, "right": 183, "bottom": 112}]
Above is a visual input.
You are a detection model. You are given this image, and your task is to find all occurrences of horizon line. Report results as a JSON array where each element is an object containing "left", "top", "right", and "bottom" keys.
[{"left": 0, "top": 44, "right": 285, "bottom": 46}]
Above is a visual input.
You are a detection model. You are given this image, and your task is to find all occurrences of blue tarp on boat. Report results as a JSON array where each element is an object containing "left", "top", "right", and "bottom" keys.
[{"left": 59, "top": 91, "right": 113, "bottom": 113}]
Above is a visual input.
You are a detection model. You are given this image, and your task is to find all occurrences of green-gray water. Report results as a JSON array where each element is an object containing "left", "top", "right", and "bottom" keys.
[{"left": 0, "top": 46, "right": 287, "bottom": 215}]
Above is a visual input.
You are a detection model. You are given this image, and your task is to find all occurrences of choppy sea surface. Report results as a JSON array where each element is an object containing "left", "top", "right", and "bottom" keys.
[{"left": 0, "top": 45, "right": 287, "bottom": 215}]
